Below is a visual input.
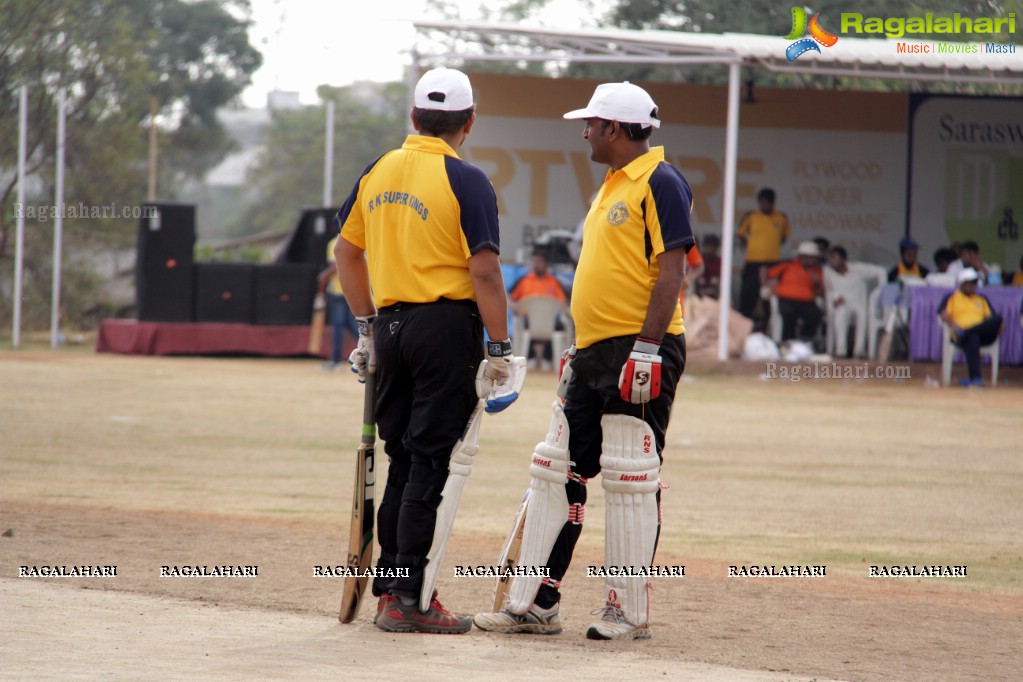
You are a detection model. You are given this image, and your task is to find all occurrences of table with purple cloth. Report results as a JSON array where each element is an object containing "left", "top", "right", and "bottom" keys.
[{"left": 909, "top": 286, "right": 1023, "bottom": 364}]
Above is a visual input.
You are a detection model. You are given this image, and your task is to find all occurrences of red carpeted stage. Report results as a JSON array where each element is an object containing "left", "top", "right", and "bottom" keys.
[{"left": 96, "top": 319, "right": 353, "bottom": 358}]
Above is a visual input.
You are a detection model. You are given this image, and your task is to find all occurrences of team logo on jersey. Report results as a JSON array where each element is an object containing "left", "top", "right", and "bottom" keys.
[{"left": 607, "top": 201, "right": 628, "bottom": 226}]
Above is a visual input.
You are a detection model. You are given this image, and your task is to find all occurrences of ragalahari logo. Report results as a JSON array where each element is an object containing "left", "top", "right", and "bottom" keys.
[{"left": 784, "top": 7, "right": 839, "bottom": 62}]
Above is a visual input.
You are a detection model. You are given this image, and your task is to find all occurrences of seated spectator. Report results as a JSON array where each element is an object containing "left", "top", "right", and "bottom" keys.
[
  {"left": 824, "top": 245, "right": 868, "bottom": 358},
  {"left": 509, "top": 248, "right": 570, "bottom": 369},
  {"left": 925, "top": 247, "right": 959, "bottom": 287},
  {"left": 1011, "top": 255, "right": 1023, "bottom": 287},
  {"left": 933, "top": 247, "right": 956, "bottom": 273},
  {"left": 939, "top": 268, "right": 1003, "bottom": 387},
  {"left": 888, "top": 236, "right": 930, "bottom": 283},
  {"left": 813, "top": 236, "right": 830, "bottom": 267},
  {"left": 763, "top": 241, "right": 825, "bottom": 345},
  {"left": 946, "top": 240, "right": 991, "bottom": 284},
  {"left": 695, "top": 234, "right": 721, "bottom": 299}
]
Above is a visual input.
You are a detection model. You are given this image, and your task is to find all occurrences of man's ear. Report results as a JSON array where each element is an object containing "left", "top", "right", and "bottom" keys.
[
  {"left": 410, "top": 109, "right": 421, "bottom": 131},
  {"left": 463, "top": 111, "right": 477, "bottom": 135}
]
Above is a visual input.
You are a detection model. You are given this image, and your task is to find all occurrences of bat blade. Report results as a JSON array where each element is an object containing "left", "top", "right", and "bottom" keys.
[
  {"left": 308, "top": 292, "right": 326, "bottom": 355},
  {"left": 493, "top": 488, "right": 529, "bottom": 611},
  {"left": 340, "top": 371, "right": 376, "bottom": 623}
]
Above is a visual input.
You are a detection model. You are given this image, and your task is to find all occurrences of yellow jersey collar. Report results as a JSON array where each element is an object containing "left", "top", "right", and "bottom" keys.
[
  {"left": 607, "top": 146, "right": 665, "bottom": 181},
  {"left": 402, "top": 134, "right": 460, "bottom": 158}
]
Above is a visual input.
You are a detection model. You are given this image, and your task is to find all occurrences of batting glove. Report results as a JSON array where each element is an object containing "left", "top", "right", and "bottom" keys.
[
  {"left": 556, "top": 343, "right": 576, "bottom": 400},
  {"left": 619, "top": 337, "right": 662, "bottom": 404},
  {"left": 476, "top": 339, "right": 526, "bottom": 413},
  {"left": 348, "top": 316, "right": 376, "bottom": 383}
]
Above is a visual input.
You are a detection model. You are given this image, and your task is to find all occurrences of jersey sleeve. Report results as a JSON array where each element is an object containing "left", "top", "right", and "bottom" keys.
[
  {"left": 335, "top": 155, "right": 385, "bottom": 249},
  {"left": 767, "top": 262, "right": 787, "bottom": 279},
  {"left": 647, "top": 163, "right": 696, "bottom": 254},
  {"left": 445, "top": 157, "right": 501, "bottom": 256}
]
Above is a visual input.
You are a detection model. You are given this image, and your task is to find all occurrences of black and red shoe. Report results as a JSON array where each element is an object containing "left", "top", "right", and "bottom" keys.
[
  {"left": 375, "top": 592, "right": 471, "bottom": 634},
  {"left": 373, "top": 593, "right": 397, "bottom": 626}
]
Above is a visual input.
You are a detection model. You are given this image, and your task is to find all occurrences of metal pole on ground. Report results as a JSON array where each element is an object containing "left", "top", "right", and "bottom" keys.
[
  {"left": 51, "top": 88, "right": 66, "bottom": 348},
  {"left": 323, "top": 100, "right": 334, "bottom": 207},
  {"left": 13, "top": 85, "right": 28, "bottom": 349},
  {"left": 717, "top": 61, "right": 741, "bottom": 362}
]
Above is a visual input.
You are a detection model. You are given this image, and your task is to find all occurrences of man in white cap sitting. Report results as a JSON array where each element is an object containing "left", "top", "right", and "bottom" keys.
[
  {"left": 939, "top": 267, "right": 1003, "bottom": 387},
  {"left": 762, "top": 240, "right": 825, "bottom": 344}
]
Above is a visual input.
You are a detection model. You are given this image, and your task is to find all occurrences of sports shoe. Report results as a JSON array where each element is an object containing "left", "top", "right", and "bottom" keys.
[
  {"left": 585, "top": 603, "right": 651, "bottom": 640},
  {"left": 373, "top": 593, "right": 396, "bottom": 625},
  {"left": 375, "top": 592, "right": 471, "bottom": 634},
  {"left": 473, "top": 602, "right": 562, "bottom": 634}
]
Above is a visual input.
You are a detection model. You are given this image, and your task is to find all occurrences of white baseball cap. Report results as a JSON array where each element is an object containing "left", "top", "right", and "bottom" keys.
[
  {"left": 414, "top": 67, "right": 474, "bottom": 111},
  {"left": 796, "top": 241, "right": 820, "bottom": 257},
  {"left": 957, "top": 267, "right": 980, "bottom": 284},
  {"left": 563, "top": 82, "right": 661, "bottom": 128}
]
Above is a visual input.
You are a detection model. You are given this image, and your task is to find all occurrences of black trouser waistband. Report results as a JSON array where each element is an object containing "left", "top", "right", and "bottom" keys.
[{"left": 377, "top": 298, "right": 478, "bottom": 314}]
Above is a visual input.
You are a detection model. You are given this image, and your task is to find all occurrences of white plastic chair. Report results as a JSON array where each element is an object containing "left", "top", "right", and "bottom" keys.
[
  {"left": 848, "top": 263, "right": 887, "bottom": 359},
  {"left": 512, "top": 296, "right": 573, "bottom": 364},
  {"left": 940, "top": 319, "right": 999, "bottom": 387},
  {"left": 769, "top": 294, "right": 826, "bottom": 349}
]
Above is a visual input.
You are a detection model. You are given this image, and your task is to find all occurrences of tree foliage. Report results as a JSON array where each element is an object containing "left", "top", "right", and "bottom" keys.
[
  {"left": 233, "top": 82, "right": 408, "bottom": 239},
  {"left": 0, "top": 0, "right": 261, "bottom": 330}
]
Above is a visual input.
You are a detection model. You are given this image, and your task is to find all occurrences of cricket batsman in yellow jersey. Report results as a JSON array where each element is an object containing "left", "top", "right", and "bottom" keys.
[
  {"left": 335, "top": 67, "right": 525, "bottom": 634},
  {"left": 475, "top": 82, "right": 694, "bottom": 640}
]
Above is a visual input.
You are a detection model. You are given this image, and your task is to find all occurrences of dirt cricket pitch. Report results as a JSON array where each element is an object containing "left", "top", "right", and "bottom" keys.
[{"left": 1, "top": 347, "right": 1020, "bottom": 681}]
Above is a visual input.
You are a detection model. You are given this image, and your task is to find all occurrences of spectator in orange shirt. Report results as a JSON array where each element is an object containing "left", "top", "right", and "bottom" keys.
[
  {"left": 678, "top": 241, "right": 705, "bottom": 319},
  {"left": 763, "top": 241, "right": 825, "bottom": 344},
  {"left": 509, "top": 249, "right": 570, "bottom": 368}
]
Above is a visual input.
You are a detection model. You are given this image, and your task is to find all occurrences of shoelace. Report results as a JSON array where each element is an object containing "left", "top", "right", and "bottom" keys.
[{"left": 589, "top": 603, "right": 628, "bottom": 625}]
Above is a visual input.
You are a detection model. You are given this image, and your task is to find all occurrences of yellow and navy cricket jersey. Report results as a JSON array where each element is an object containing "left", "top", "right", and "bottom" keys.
[
  {"left": 571, "top": 147, "right": 695, "bottom": 349},
  {"left": 334, "top": 135, "right": 500, "bottom": 308},
  {"left": 944, "top": 290, "right": 992, "bottom": 331},
  {"left": 738, "top": 209, "right": 790, "bottom": 262}
]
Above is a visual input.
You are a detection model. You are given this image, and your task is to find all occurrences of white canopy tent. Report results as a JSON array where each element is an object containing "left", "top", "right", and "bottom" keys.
[{"left": 411, "top": 20, "right": 1023, "bottom": 360}]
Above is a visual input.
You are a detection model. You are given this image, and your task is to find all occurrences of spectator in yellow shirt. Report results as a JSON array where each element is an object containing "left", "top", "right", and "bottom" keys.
[
  {"left": 318, "top": 235, "right": 360, "bottom": 370},
  {"left": 737, "top": 187, "right": 790, "bottom": 325},
  {"left": 1011, "top": 255, "right": 1023, "bottom": 287},
  {"left": 939, "top": 268, "right": 1003, "bottom": 387}
]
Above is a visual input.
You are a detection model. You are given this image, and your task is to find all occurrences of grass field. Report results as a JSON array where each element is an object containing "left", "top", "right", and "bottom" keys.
[{"left": 1, "top": 345, "right": 1021, "bottom": 680}]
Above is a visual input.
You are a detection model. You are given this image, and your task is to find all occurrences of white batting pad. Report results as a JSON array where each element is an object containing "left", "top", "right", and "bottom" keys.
[
  {"left": 420, "top": 400, "right": 484, "bottom": 612},
  {"left": 505, "top": 401, "right": 571, "bottom": 614},
  {"left": 600, "top": 414, "right": 660, "bottom": 627}
]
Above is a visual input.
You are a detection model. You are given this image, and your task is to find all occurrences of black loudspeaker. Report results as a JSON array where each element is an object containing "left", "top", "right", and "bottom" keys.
[
  {"left": 136, "top": 203, "right": 196, "bottom": 322},
  {"left": 253, "top": 263, "right": 319, "bottom": 325},
  {"left": 276, "top": 208, "right": 338, "bottom": 268},
  {"left": 194, "top": 263, "right": 255, "bottom": 324}
]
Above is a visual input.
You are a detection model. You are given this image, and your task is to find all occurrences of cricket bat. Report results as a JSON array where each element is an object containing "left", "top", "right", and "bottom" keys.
[
  {"left": 307, "top": 290, "right": 327, "bottom": 356},
  {"left": 339, "top": 369, "right": 376, "bottom": 623},
  {"left": 493, "top": 488, "right": 529, "bottom": 611}
]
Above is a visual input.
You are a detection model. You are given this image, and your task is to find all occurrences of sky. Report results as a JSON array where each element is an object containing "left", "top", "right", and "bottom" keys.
[{"left": 240, "top": 0, "right": 606, "bottom": 108}]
